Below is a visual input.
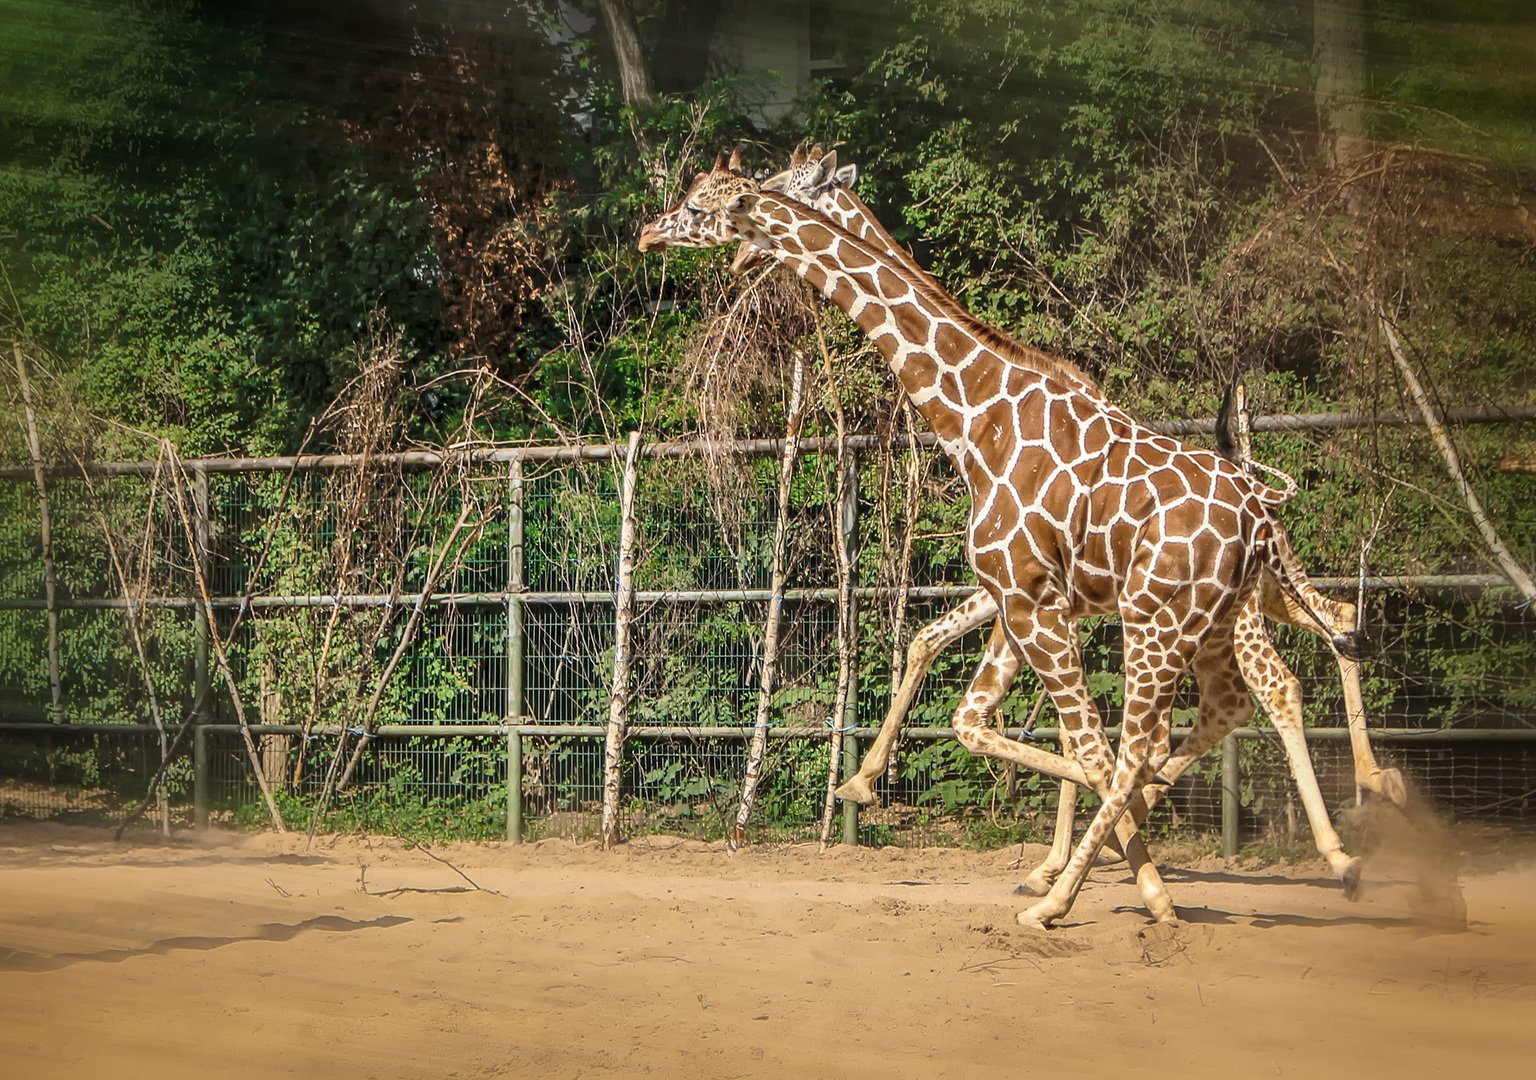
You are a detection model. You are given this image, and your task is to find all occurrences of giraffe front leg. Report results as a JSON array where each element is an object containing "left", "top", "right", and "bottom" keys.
[
  {"left": 1018, "top": 737, "right": 1175, "bottom": 930},
  {"left": 949, "top": 623, "right": 1090, "bottom": 787},
  {"left": 836, "top": 591, "right": 997, "bottom": 805},
  {"left": 1016, "top": 753, "right": 1132, "bottom": 895},
  {"left": 1020, "top": 623, "right": 1190, "bottom": 930},
  {"left": 1006, "top": 609, "right": 1169, "bottom": 920}
]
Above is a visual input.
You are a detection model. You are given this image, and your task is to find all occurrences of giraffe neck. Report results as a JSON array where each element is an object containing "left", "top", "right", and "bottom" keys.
[
  {"left": 822, "top": 187, "right": 1108, "bottom": 403},
  {"left": 738, "top": 192, "right": 1070, "bottom": 459}
]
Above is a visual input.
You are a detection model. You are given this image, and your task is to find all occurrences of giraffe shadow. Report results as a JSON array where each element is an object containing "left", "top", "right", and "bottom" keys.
[
  {"left": 0, "top": 851, "right": 332, "bottom": 871},
  {"left": 114, "top": 853, "right": 333, "bottom": 870},
  {"left": 1153, "top": 867, "right": 1344, "bottom": 890},
  {"left": 0, "top": 913, "right": 411, "bottom": 973},
  {"left": 1118, "top": 904, "right": 1470, "bottom": 934},
  {"left": 1113, "top": 904, "right": 1404, "bottom": 930}
]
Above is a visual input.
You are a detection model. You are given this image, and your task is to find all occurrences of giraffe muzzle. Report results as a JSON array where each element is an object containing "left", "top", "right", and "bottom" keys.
[{"left": 637, "top": 224, "right": 669, "bottom": 253}]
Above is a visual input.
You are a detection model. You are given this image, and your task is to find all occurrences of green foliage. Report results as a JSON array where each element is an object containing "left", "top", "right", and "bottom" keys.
[
  {"left": 2, "top": 1, "right": 1534, "bottom": 844},
  {"left": 240, "top": 788, "right": 510, "bottom": 843}
]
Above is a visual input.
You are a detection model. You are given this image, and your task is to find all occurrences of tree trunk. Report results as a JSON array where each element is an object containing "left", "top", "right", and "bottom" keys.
[
  {"left": 730, "top": 358, "right": 806, "bottom": 851},
  {"left": 1314, "top": 0, "right": 1369, "bottom": 173},
  {"left": 653, "top": 0, "right": 724, "bottom": 94},
  {"left": 259, "top": 659, "right": 291, "bottom": 793},
  {"left": 1380, "top": 314, "right": 1536, "bottom": 601},
  {"left": 597, "top": 0, "right": 657, "bottom": 110},
  {"left": 601, "top": 431, "right": 644, "bottom": 849}
]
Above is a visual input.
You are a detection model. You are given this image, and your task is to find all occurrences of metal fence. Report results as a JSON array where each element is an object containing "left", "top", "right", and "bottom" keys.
[{"left": 1, "top": 422, "right": 1534, "bottom": 848}]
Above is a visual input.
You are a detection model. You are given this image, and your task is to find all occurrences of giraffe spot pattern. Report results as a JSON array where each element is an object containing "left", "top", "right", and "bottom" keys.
[{"left": 637, "top": 172, "right": 1347, "bottom": 924}]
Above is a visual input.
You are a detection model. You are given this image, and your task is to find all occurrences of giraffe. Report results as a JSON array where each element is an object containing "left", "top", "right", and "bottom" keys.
[
  {"left": 639, "top": 152, "right": 1365, "bottom": 928},
  {"left": 758, "top": 143, "right": 1406, "bottom": 896}
]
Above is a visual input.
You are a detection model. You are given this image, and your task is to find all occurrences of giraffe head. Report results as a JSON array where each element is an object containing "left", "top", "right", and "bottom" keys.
[
  {"left": 636, "top": 147, "right": 759, "bottom": 255},
  {"left": 761, "top": 142, "right": 858, "bottom": 208},
  {"left": 723, "top": 142, "right": 860, "bottom": 273}
]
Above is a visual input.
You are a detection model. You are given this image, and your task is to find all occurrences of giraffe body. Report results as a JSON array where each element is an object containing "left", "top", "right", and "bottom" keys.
[
  {"left": 767, "top": 144, "right": 1402, "bottom": 892},
  {"left": 639, "top": 153, "right": 1373, "bottom": 926}
]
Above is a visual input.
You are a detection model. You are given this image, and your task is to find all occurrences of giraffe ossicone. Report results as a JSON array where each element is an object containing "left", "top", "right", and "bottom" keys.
[{"left": 639, "top": 150, "right": 1386, "bottom": 927}]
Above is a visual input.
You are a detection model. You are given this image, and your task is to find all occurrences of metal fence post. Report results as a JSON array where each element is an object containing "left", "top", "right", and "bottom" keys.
[
  {"left": 841, "top": 729, "right": 859, "bottom": 846},
  {"left": 839, "top": 454, "right": 860, "bottom": 847},
  {"left": 13, "top": 346, "right": 64, "bottom": 724},
  {"left": 1221, "top": 732, "right": 1240, "bottom": 857},
  {"left": 191, "top": 468, "right": 212, "bottom": 720},
  {"left": 506, "top": 458, "right": 525, "bottom": 843},
  {"left": 507, "top": 727, "right": 523, "bottom": 844},
  {"left": 193, "top": 722, "right": 209, "bottom": 831}
]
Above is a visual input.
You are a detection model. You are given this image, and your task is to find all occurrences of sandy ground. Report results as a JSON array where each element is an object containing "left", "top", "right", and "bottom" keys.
[{"left": 1, "top": 822, "right": 1533, "bottom": 1080}]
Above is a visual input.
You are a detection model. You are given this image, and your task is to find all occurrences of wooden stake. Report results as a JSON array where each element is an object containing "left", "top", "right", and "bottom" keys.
[
  {"left": 887, "top": 404, "right": 921, "bottom": 789},
  {"left": 1379, "top": 314, "right": 1536, "bottom": 602},
  {"left": 12, "top": 345, "right": 63, "bottom": 723},
  {"left": 165, "top": 452, "right": 287, "bottom": 833},
  {"left": 815, "top": 322, "right": 860, "bottom": 850},
  {"left": 730, "top": 359, "right": 807, "bottom": 851},
  {"left": 819, "top": 436, "right": 859, "bottom": 849},
  {"left": 601, "top": 431, "right": 644, "bottom": 850}
]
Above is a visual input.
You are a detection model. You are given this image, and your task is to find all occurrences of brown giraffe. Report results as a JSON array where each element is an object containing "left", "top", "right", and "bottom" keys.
[
  {"left": 639, "top": 151, "right": 1364, "bottom": 928},
  {"left": 759, "top": 143, "right": 1406, "bottom": 896}
]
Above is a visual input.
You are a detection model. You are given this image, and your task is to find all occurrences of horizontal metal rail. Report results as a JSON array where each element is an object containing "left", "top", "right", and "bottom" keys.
[
  {"left": 1, "top": 404, "right": 1532, "bottom": 480},
  {"left": 5, "top": 721, "right": 1534, "bottom": 742},
  {"left": 0, "top": 575, "right": 1515, "bottom": 611}
]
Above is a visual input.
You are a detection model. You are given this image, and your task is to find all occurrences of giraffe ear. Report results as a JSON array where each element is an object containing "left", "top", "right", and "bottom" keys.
[
  {"left": 760, "top": 167, "right": 793, "bottom": 194},
  {"left": 833, "top": 163, "right": 858, "bottom": 188},
  {"left": 808, "top": 149, "right": 852, "bottom": 194}
]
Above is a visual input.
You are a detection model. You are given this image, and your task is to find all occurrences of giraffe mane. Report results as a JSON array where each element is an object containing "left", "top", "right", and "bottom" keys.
[{"left": 828, "top": 183, "right": 1103, "bottom": 396}]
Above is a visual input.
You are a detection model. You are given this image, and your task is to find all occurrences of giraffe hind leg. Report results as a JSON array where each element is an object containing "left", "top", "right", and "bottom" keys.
[
  {"left": 1259, "top": 577, "right": 1406, "bottom": 808},
  {"left": 1233, "top": 611, "right": 1362, "bottom": 893},
  {"left": 1119, "top": 601, "right": 1362, "bottom": 894}
]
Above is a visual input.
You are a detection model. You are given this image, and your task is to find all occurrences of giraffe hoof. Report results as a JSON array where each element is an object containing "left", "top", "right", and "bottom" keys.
[
  {"left": 1013, "top": 871, "right": 1054, "bottom": 897},
  {"left": 1015, "top": 910, "right": 1052, "bottom": 931},
  {"left": 1017, "top": 900, "right": 1064, "bottom": 930},
  {"left": 1332, "top": 631, "right": 1370, "bottom": 662},
  {"left": 1341, "top": 858, "right": 1364, "bottom": 902},
  {"left": 833, "top": 777, "right": 879, "bottom": 806},
  {"left": 1374, "top": 767, "right": 1409, "bottom": 809}
]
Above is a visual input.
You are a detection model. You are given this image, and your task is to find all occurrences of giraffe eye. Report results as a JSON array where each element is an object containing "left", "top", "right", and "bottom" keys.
[{"left": 685, "top": 203, "right": 704, "bottom": 216}]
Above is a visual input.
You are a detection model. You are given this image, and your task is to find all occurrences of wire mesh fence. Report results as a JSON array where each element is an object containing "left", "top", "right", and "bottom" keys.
[{"left": 1, "top": 432, "right": 1534, "bottom": 848}]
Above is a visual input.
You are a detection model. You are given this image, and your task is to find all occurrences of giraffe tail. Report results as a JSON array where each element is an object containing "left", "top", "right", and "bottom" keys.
[
  {"left": 1245, "top": 461, "right": 1299, "bottom": 506},
  {"left": 1214, "top": 381, "right": 1298, "bottom": 505},
  {"left": 1256, "top": 516, "right": 1370, "bottom": 661}
]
